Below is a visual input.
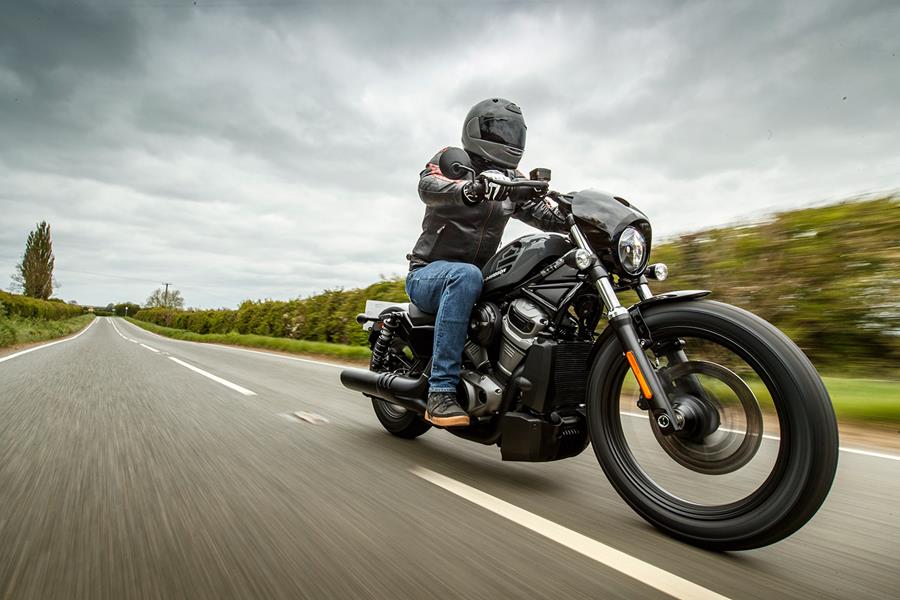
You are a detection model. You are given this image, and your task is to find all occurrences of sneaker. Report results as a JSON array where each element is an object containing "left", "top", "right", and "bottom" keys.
[{"left": 424, "top": 392, "right": 470, "bottom": 427}]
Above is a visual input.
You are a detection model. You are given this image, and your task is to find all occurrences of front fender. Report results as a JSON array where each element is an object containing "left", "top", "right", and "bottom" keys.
[
  {"left": 633, "top": 289, "right": 710, "bottom": 310},
  {"left": 591, "top": 290, "right": 712, "bottom": 357}
]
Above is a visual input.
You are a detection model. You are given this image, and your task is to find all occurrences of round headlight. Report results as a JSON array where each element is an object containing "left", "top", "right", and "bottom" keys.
[{"left": 617, "top": 227, "right": 647, "bottom": 275}]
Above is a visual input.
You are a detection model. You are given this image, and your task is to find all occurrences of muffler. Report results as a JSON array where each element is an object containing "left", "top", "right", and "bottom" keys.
[{"left": 340, "top": 368, "right": 428, "bottom": 413}]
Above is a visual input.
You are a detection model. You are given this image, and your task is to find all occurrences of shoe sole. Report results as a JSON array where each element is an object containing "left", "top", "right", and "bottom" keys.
[{"left": 424, "top": 411, "right": 470, "bottom": 427}]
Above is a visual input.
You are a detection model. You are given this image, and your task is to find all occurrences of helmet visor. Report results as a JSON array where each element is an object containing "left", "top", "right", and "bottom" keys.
[{"left": 479, "top": 116, "right": 526, "bottom": 149}]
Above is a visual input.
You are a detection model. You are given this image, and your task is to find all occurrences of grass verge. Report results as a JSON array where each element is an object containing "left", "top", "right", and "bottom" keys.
[
  {"left": 0, "top": 314, "right": 94, "bottom": 349},
  {"left": 124, "top": 317, "right": 371, "bottom": 361}
]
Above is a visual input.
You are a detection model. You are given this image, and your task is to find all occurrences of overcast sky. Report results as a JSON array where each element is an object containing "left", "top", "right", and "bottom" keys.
[{"left": 1, "top": 0, "right": 897, "bottom": 308}]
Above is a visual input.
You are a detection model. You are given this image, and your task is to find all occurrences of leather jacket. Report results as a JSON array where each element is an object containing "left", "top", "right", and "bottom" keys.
[{"left": 407, "top": 147, "right": 568, "bottom": 271}]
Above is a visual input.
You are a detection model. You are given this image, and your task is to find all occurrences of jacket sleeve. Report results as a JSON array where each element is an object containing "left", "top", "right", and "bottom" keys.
[
  {"left": 509, "top": 167, "right": 568, "bottom": 233},
  {"left": 417, "top": 149, "right": 469, "bottom": 207},
  {"left": 512, "top": 197, "right": 569, "bottom": 233}
]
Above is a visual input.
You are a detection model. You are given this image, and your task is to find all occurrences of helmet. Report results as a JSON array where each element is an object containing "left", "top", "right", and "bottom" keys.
[{"left": 461, "top": 98, "right": 526, "bottom": 169}]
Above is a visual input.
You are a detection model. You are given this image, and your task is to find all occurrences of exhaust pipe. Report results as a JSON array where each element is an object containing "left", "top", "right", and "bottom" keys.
[{"left": 340, "top": 368, "right": 428, "bottom": 413}]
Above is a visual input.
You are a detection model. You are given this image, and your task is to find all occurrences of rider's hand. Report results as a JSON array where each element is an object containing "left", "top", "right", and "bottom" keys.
[
  {"left": 479, "top": 170, "right": 511, "bottom": 202},
  {"left": 461, "top": 180, "right": 485, "bottom": 205},
  {"left": 508, "top": 182, "right": 544, "bottom": 204}
]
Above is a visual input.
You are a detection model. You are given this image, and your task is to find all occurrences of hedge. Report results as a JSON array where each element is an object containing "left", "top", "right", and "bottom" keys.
[
  {"left": 0, "top": 291, "right": 84, "bottom": 321},
  {"left": 133, "top": 278, "right": 409, "bottom": 347}
]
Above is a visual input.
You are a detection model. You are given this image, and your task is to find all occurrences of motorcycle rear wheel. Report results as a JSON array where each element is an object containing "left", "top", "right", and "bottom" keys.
[
  {"left": 587, "top": 300, "right": 838, "bottom": 550},
  {"left": 370, "top": 336, "right": 431, "bottom": 439}
]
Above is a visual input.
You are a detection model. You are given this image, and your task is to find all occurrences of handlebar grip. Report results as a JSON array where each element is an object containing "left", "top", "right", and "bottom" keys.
[{"left": 479, "top": 175, "right": 550, "bottom": 190}]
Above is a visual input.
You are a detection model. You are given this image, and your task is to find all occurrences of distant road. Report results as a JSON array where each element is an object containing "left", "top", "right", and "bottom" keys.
[{"left": 0, "top": 317, "right": 897, "bottom": 599}]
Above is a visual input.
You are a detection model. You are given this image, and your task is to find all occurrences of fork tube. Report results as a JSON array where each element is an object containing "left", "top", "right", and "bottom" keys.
[{"left": 569, "top": 223, "right": 680, "bottom": 433}]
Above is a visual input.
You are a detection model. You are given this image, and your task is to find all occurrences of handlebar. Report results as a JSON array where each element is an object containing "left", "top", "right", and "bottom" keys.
[{"left": 480, "top": 173, "right": 550, "bottom": 190}]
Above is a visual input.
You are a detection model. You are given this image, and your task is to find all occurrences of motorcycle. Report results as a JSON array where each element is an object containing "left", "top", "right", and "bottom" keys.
[{"left": 340, "top": 148, "right": 839, "bottom": 550}]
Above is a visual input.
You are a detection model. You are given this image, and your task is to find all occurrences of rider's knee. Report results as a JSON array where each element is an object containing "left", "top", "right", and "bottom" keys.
[{"left": 450, "top": 263, "right": 483, "bottom": 294}]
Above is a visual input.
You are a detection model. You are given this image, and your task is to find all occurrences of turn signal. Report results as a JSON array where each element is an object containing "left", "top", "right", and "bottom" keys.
[{"left": 646, "top": 263, "right": 668, "bottom": 281}]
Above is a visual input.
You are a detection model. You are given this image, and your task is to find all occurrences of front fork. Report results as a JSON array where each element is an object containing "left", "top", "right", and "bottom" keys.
[{"left": 569, "top": 222, "right": 682, "bottom": 434}]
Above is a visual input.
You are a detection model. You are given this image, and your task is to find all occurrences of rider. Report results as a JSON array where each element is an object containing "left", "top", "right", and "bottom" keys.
[{"left": 406, "top": 98, "right": 568, "bottom": 427}]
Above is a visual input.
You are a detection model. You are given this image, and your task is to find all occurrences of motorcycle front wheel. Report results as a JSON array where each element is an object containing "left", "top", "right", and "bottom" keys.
[{"left": 587, "top": 300, "right": 838, "bottom": 550}]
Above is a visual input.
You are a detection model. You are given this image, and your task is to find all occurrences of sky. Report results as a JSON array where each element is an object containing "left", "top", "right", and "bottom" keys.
[{"left": 1, "top": 0, "right": 898, "bottom": 308}]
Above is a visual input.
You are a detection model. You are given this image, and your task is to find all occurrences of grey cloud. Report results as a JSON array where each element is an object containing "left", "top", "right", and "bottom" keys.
[{"left": 2, "top": 0, "right": 898, "bottom": 307}]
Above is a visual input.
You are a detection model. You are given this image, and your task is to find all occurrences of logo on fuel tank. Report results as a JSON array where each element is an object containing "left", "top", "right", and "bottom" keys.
[{"left": 484, "top": 268, "right": 509, "bottom": 282}]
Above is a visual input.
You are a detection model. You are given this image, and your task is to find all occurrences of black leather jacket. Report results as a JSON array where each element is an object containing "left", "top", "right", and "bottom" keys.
[{"left": 407, "top": 147, "right": 568, "bottom": 271}]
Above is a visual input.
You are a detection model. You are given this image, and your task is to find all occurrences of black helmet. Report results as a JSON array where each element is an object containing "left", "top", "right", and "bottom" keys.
[{"left": 461, "top": 98, "right": 526, "bottom": 169}]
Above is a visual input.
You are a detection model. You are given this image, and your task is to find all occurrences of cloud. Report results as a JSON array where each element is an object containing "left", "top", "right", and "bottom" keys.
[{"left": 1, "top": 0, "right": 898, "bottom": 307}]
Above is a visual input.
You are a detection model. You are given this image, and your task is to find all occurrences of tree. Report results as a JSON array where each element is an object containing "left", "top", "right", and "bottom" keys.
[
  {"left": 12, "top": 221, "right": 55, "bottom": 299},
  {"left": 113, "top": 302, "right": 141, "bottom": 316},
  {"left": 145, "top": 287, "right": 184, "bottom": 309}
]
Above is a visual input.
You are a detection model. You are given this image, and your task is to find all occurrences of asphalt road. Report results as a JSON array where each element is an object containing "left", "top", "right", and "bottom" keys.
[{"left": 0, "top": 317, "right": 897, "bottom": 599}]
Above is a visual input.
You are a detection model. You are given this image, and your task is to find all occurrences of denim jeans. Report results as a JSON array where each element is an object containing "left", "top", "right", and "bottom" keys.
[{"left": 406, "top": 261, "right": 483, "bottom": 393}]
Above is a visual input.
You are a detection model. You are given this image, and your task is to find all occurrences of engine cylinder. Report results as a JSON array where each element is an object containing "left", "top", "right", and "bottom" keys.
[{"left": 498, "top": 299, "right": 547, "bottom": 376}]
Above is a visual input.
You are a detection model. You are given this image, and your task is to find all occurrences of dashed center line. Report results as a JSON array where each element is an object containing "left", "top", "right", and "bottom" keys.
[
  {"left": 413, "top": 467, "right": 731, "bottom": 600},
  {"left": 168, "top": 357, "right": 256, "bottom": 396},
  {"left": 139, "top": 343, "right": 160, "bottom": 353}
]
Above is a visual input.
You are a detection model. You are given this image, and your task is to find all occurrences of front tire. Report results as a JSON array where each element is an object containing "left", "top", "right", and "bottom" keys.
[{"left": 587, "top": 300, "right": 838, "bottom": 550}]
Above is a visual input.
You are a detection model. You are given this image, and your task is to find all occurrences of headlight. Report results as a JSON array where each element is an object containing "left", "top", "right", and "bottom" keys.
[{"left": 617, "top": 227, "right": 647, "bottom": 275}]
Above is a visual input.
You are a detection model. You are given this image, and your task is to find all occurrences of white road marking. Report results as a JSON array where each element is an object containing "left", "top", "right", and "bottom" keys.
[
  {"left": 139, "top": 343, "right": 160, "bottom": 353},
  {"left": 838, "top": 447, "right": 900, "bottom": 461},
  {"left": 0, "top": 317, "right": 98, "bottom": 364},
  {"left": 620, "top": 410, "right": 900, "bottom": 462},
  {"left": 168, "top": 357, "right": 256, "bottom": 396},
  {"left": 178, "top": 340, "right": 346, "bottom": 369},
  {"left": 413, "top": 467, "right": 731, "bottom": 600},
  {"left": 120, "top": 319, "right": 900, "bottom": 463},
  {"left": 109, "top": 317, "right": 129, "bottom": 339}
]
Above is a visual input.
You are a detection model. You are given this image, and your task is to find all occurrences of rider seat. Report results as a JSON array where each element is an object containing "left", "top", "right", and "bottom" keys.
[{"left": 408, "top": 303, "right": 436, "bottom": 326}]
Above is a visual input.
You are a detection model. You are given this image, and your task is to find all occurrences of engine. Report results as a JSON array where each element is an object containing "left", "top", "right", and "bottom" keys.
[
  {"left": 498, "top": 298, "right": 549, "bottom": 376},
  {"left": 460, "top": 299, "right": 548, "bottom": 416}
]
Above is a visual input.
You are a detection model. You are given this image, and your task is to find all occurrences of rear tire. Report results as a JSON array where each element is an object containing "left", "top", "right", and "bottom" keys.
[
  {"left": 372, "top": 398, "right": 431, "bottom": 439},
  {"left": 369, "top": 328, "right": 431, "bottom": 439},
  {"left": 587, "top": 300, "right": 839, "bottom": 550}
]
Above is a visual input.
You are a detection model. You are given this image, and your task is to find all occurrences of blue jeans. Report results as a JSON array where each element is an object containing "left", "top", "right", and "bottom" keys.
[{"left": 406, "top": 261, "right": 483, "bottom": 394}]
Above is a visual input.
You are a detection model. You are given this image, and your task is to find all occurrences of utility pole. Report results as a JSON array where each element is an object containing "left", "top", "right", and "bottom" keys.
[{"left": 162, "top": 282, "right": 172, "bottom": 307}]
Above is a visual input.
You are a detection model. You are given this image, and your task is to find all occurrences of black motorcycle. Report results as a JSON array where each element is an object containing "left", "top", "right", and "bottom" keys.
[{"left": 341, "top": 149, "right": 839, "bottom": 550}]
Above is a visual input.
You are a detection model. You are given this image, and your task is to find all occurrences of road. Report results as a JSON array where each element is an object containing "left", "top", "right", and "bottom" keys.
[{"left": 0, "top": 317, "right": 897, "bottom": 599}]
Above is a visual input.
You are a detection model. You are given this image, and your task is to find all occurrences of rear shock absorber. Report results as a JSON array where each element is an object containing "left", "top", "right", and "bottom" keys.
[{"left": 370, "top": 313, "right": 401, "bottom": 371}]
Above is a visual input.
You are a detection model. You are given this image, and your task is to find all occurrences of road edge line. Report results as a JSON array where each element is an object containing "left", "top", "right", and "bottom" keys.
[
  {"left": 412, "top": 466, "right": 731, "bottom": 600},
  {"left": 0, "top": 317, "right": 98, "bottom": 364}
]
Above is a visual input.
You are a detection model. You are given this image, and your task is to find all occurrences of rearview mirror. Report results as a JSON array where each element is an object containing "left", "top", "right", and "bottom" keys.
[
  {"left": 530, "top": 167, "right": 551, "bottom": 182},
  {"left": 438, "top": 147, "right": 475, "bottom": 181}
]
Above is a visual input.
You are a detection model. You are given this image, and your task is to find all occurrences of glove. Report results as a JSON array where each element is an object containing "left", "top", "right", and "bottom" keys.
[
  {"left": 508, "top": 182, "right": 544, "bottom": 204},
  {"left": 479, "top": 170, "right": 511, "bottom": 202}
]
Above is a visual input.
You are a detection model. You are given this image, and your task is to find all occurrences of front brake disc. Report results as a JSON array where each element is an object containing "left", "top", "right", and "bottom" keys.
[{"left": 651, "top": 360, "right": 764, "bottom": 475}]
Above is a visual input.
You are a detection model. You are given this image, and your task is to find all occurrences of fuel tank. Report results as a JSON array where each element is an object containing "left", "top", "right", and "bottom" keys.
[{"left": 480, "top": 233, "right": 574, "bottom": 296}]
